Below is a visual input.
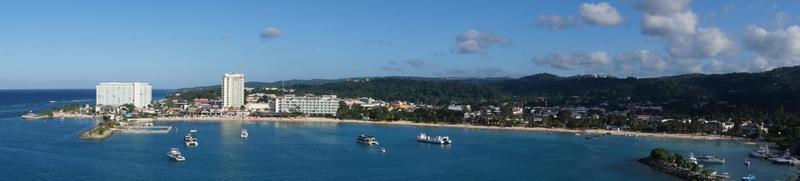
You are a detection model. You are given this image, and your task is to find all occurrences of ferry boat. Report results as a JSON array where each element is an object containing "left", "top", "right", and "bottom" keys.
[
  {"left": 240, "top": 129, "right": 248, "bottom": 139},
  {"left": 184, "top": 133, "right": 198, "bottom": 146},
  {"left": 167, "top": 148, "right": 186, "bottom": 162},
  {"left": 357, "top": 134, "right": 379, "bottom": 145},
  {"left": 417, "top": 133, "right": 452, "bottom": 144}
]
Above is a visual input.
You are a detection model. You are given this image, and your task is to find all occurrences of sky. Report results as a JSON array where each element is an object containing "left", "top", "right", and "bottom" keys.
[{"left": 1, "top": 0, "right": 799, "bottom": 89}]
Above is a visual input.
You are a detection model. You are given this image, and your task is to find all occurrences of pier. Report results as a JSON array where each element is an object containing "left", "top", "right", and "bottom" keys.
[{"left": 121, "top": 126, "right": 173, "bottom": 134}]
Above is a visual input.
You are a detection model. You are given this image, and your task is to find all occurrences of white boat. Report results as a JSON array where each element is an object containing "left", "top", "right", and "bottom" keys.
[
  {"left": 167, "top": 148, "right": 186, "bottom": 162},
  {"left": 241, "top": 129, "right": 248, "bottom": 139},
  {"left": 711, "top": 172, "right": 730, "bottom": 179},
  {"left": 750, "top": 145, "right": 771, "bottom": 158},
  {"left": 48, "top": 100, "right": 56, "bottom": 103},
  {"left": 741, "top": 174, "right": 756, "bottom": 181},
  {"left": 357, "top": 134, "right": 379, "bottom": 145},
  {"left": 380, "top": 148, "right": 387, "bottom": 153},
  {"left": 689, "top": 152, "right": 724, "bottom": 164},
  {"left": 417, "top": 133, "right": 452, "bottom": 144},
  {"left": 189, "top": 129, "right": 197, "bottom": 133},
  {"left": 184, "top": 133, "right": 198, "bottom": 146}
]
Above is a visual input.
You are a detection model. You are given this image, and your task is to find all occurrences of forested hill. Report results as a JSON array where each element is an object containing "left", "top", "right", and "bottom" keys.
[{"left": 174, "top": 66, "right": 800, "bottom": 113}]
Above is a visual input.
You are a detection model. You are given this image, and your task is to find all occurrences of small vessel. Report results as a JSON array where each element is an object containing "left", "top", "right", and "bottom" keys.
[
  {"left": 689, "top": 153, "right": 725, "bottom": 164},
  {"left": 167, "top": 148, "right": 186, "bottom": 162},
  {"left": 741, "top": 174, "right": 756, "bottom": 181},
  {"left": 711, "top": 172, "right": 730, "bottom": 179},
  {"left": 357, "top": 134, "right": 379, "bottom": 145},
  {"left": 241, "top": 129, "right": 248, "bottom": 139},
  {"left": 575, "top": 133, "right": 581, "bottom": 136},
  {"left": 48, "top": 100, "right": 56, "bottom": 103},
  {"left": 380, "top": 148, "right": 386, "bottom": 153},
  {"left": 189, "top": 129, "right": 197, "bottom": 133},
  {"left": 750, "top": 145, "right": 771, "bottom": 158},
  {"left": 184, "top": 133, "right": 198, "bottom": 146},
  {"left": 417, "top": 133, "right": 452, "bottom": 144},
  {"left": 745, "top": 159, "right": 751, "bottom": 167},
  {"left": 768, "top": 149, "right": 799, "bottom": 165},
  {"left": 696, "top": 155, "right": 726, "bottom": 164}
]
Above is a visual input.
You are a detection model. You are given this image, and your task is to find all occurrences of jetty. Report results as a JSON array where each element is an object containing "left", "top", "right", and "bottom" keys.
[{"left": 121, "top": 126, "right": 173, "bottom": 134}]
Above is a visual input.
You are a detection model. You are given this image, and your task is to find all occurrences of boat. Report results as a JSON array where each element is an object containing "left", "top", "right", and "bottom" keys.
[
  {"left": 380, "top": 148, "right": 386, "bottom": 153},
  {"left": 48, "top": 100, "right": 56, "bottom": 103},
  {"left": 768, "top": 149, "right": 800, "bottom": 165},
  {"left": 184, "top": 133, "right": 198, "bottom": 146},
  {"left": 417, "top": 133, "right": 452, "bottom": 144},
  {"left": 711, "top": 172, "right": 730, "bottom": 179},
  {"left": 689, "top": 152, "right": 725, "bottom": 164},
  {"left": 741, "top": 174, "right": 756, "bottom": 181},
  {"left": 745, "top": 159, "right": 751, "bottom": 167},
  {"left": 241, "top": 129, "right": 248, "bottom": 139},
  {"left": 696, "top": 155, "right": 726, "bottom": 164},
  {"left": 357, "top": 134, "right": 379, "bottom": 145},
  {"left": 167, "top": 148, "right": 186, "bottom": 162},
  {"left": 749, "top": 145, "right": 771, "bottom": 158},
  {"left": 189, "top": 129, "right": 197, "bottom": 133}
]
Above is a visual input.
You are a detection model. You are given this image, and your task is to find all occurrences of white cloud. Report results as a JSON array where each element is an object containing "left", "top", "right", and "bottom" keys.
[
  {"left": 537, "top": 2, "right": 623, "bottom": 30},
  {"left": 613, "top": 50, "right": 669, "bottom": 75},
  {"left": 641, "top": 11, "right": 698, "bottom": 37},
  {"left": 259, "top": 27, "right": 283, "bottom": 41},
  {"left": 535, "top": 15, "right": 582, "bottom": 30},
  {"left": 668, "top": 27, "right": 736, "bottom": 59},
  {"left": 637, "top": 0, "right": 691, "bottom": 15},
  {"left": 744, "top": 25, "right": 800, "bottom": 68},
  {"left": 579, "top": 2, "right": 623, "bottom": 26},
  {"left": 456, "top": 30, "right": 511, "bottom": 54},
  {"left": 637, "top": 0, "right": 736, "bottom": 60},
  {"left": 532, "top": 51, "right": 611, "bottom": 70}
]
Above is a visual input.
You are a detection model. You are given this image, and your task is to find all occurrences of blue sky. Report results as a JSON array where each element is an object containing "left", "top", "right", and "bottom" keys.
[{"left": 0, "top": 0, "right": 798, "bottom": 89}]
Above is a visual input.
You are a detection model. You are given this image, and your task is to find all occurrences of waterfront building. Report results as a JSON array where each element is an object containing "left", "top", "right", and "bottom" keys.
[
  {"left": 272, "top": 94, "right": 339, "bottom": 115},
  {"left": 222, "top": 73, "right": 245, "bottom": 108},
  {"left": 96, "top": 82, "right": 152, "bottom": 108}
]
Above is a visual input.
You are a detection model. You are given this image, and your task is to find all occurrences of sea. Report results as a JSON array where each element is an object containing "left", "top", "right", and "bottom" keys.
[{"left": 0, "top": 89, "right": 796, "bottom": 180}]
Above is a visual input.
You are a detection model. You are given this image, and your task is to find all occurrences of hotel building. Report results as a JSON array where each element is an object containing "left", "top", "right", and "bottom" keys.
[
  {"left": 96, "top": 82, "right": 152, "bottom": 108},
  {"left": 272, "top": 95, "right": 340, "bottom": 115},
  {"left": 222, "top": 73, "right": 245, "bottom": 108}
]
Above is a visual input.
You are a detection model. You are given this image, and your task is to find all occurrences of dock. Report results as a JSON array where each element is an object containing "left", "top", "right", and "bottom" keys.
[{"left": 121, "top": 126, "right": 173, "bottom": 134}]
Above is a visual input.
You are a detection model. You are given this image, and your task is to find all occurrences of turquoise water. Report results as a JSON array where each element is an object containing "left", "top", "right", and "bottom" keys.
[{"left": 0, "top": 90, "right": 797, "bottom": 180}]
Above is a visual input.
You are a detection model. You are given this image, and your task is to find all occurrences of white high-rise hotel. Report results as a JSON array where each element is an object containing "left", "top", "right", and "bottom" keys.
[
  {"left": 96, "top": 82, "right": 152, "bottom": 108},
  {"left": 222, "top": 73, "right": 245, "bottom": 108}
]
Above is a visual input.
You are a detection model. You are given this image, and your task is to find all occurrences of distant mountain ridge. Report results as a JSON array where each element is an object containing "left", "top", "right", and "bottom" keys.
[{"left": 175, "top": 66, "right": 800, "bottom": 114}]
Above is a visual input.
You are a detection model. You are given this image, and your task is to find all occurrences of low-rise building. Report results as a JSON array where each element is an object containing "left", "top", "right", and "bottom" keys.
[{"left": 272, "top": 95, "right": 340, "bottom": 115}]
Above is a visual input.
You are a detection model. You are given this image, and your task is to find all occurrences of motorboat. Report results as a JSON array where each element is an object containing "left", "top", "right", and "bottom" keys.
[
  {"left": 741, "top": 174, "right": 756, "bottom": 181},
  {"left": 241, "top": 129, "right": 248, "bottom": 139},
  {"left": 357, "top": 134, "right": 379, "bottom": 145},
  {"left": 697, "top": 155, "right": 726, "bottom": 164},
  {"left": 380, "top": 148, "right": 387, "bottom": 153},
  {"left": 184, "top": 133, "right": 198, "bottom": 146},
  {"left": 167, "top": 148, "right": 186, "bottom": 162},
  {"left": 417, "top": 133, "right": 452, "bottom": 144}
]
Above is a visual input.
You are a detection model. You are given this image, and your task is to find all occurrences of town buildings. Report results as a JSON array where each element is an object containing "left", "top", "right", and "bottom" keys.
[
  {"left": 272, "top": 95, "right": 339, "bottom": 115},
  {"left": 222, "top": 73, "right": 245, "bottom": 109},
  {"left": 96, "top": 82, "right": 152, "bottom": 108}
]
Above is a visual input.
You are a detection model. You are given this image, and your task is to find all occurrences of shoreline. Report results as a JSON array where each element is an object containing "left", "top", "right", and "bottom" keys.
[{"left": 131, "top": 116, "right": 747, "bottom": 142}]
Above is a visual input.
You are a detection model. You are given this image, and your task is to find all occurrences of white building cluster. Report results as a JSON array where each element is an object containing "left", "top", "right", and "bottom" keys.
[
  {"left": 222, "top": 73, "right": 245, "bottom": 108},
  {"left": 272, "top": 95, "right": 340, "bottom": 115},
  {"left": 96, "top": 82, "right": 152, "bottom": 108}
]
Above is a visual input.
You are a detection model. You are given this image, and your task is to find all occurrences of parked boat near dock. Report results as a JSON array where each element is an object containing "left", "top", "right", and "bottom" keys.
[{"left": 184, "top": 133, "right": 198, "bottom": 146}]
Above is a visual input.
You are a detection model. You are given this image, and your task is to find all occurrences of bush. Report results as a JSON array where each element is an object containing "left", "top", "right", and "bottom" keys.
[{"left": 650, "top": 148, "right": 671, "bottom": 161}]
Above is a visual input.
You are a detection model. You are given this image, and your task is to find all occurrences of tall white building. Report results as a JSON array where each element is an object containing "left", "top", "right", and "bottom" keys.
[
  {"left": 222, "top": 73, "right": 245, "bottom": 108},
  {"left": 273, "top": 95, "right": 340, "bottom": 115},
  {"left": 96, "top": 82, "right": 152, "bottom": 108}
]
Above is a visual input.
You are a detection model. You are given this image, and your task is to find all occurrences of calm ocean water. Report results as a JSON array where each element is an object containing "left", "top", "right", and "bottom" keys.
[{"left": 0, "top": 90, "right": 796, "bottom": 180}]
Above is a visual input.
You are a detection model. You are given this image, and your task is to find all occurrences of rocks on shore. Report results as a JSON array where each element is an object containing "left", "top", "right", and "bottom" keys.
[{"left": 639, "top": 157, "right": 723, "bottom": 181}]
